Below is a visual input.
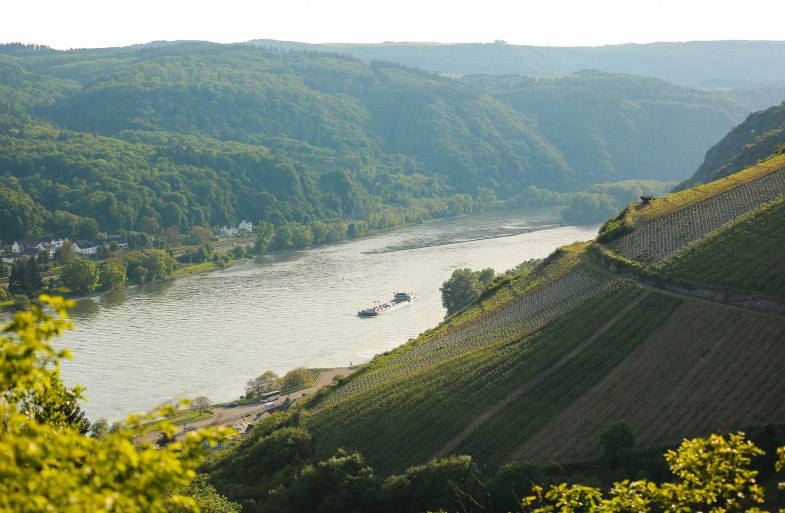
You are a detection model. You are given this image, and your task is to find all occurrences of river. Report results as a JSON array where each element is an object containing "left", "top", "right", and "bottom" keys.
[{"left": 57, "top": 208, "right": 598, "bottom": 421}]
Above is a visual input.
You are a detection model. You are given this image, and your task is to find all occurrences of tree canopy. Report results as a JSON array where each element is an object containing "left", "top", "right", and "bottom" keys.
[
  {"left": 440, "top": 267, "right": 495, "bottom": 316},
  {"left": 0, "top": 296, "right": 236, "bottom": 512},
  {"left": 8, "top": 256, "right": 42, "bottom": 298},
  {"left": 60, "top": 258, "right": 100, "bottom": 294},
  {"left": 0, "top": 43, "right": 751, "bottom": 244}
]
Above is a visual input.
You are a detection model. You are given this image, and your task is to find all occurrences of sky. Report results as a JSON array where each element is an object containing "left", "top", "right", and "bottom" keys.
[{"left": 2, "top": 0, "right": 784, "bottom": 50}]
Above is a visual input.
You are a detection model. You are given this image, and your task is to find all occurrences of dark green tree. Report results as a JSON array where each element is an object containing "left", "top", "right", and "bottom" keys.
[
  {"left": 125, "top": 250, "right": 177, "bottom": 283},
  {"left": 8, "top": 256, "right": 43, "bottom": 298},
  {"left": 440, "top": 268, "right": 485, "bottom": 316},
  {"left": 99, "top": 262, "right": 126, "bottom": 291},
  {"left": 600, "top": 419, "right": 636, "bottom": 467},
  {"left": 60, "top": 259, "right": 100, "bottom": 295},
  {"left": 253, "top": 221, "right": 275, "bottom": 255}
]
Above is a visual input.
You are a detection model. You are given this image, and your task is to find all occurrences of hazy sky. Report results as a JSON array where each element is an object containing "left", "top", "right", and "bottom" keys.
[{"left": 3, "top": 0, "right": 784, "bottom": 50}]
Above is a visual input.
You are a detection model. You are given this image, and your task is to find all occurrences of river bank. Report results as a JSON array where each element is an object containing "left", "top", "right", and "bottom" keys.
[{"left": 57, "top": 209, "right": 598, "bottom": 422}]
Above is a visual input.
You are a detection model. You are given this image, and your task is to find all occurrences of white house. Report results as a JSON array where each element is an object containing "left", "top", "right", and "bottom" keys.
[
  {"left": 238, "top": 220, "right": 253, "bottom": 234},
  {"left": 218, "top": 225, "right": 239, "bottom": 236},
  {"left": 73, "top": 241, "right": 99, "bottom": 256},
  {"left": 11, "top": 241, "right": 23, "bottom": 254}
]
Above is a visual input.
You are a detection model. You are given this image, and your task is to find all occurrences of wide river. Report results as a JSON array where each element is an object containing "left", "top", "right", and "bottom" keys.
[{"left": 58, "top": 208, "right": 598, "bottom": 421}]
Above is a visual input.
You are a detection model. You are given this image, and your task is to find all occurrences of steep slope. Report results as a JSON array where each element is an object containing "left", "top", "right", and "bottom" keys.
[
  {"left": 204, "top": 151, "right": 785, "bottom": 511},
  {"left": 679, "top": 101, "right": 785, "bottom": 188},
  {"left": 302, "top": 155, "right": 785, "bottom": 474},
  {"left": 306, "top": 158, "right": 785, "bottom": 471},
  {"left": 656, "top": 196, "right": 785, "bottom": 301}
]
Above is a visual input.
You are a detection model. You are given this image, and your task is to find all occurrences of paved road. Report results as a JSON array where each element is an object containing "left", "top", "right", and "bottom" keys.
[{"left": 135, "top": 367, "right": 354, "bottom": 445}]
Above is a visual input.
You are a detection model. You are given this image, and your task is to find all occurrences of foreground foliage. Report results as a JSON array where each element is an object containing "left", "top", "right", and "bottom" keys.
[
  {"left": 524, "top": 432, "right": 785, "bottom": 513},
  {"left": 0, "top": 296, "right": 235, "bottom": 512}
]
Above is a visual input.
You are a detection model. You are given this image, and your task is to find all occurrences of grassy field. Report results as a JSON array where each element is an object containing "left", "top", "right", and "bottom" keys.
[
  {"left": 656, "top": 196, "right": 785, "bottom": 301},
  {"left": 171, "top": 261, "right": 220, "bottom": 277}
]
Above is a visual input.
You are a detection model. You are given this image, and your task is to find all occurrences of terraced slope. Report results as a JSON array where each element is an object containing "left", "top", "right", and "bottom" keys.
[
  {"left": 313, "top": 248, "right": 612, "bottom": 410},
  {"left": 206, "top": 149, "right": 785, "bottom": 510},
  {"left": 307, "top": 279, "right": 647, "bottom": 473},
  {"left": 609, "top": 154, "right": 785, "bottom": 262},
  {"left": 656, "top": 196, "right": 785, "bottom": 301},
  {"left": 512, "top": 299, "right": 785, "bottom": 463}
]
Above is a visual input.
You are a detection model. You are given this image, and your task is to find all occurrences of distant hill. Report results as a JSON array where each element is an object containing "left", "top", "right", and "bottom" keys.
[
  {"left": 0, "top": 42, "right": 750, "bottom": 242},
  {"left": 250, "top": 39, "right": 785, "bottom": 89},
  {"left": 461, "top": 70, "right": 743, "bottom": 184},
  {"left": 203, "top": 152, "right": 785, "bottom": 512},
  {"left": 679, "top": 101, "right": 785, "bottom": 189}
]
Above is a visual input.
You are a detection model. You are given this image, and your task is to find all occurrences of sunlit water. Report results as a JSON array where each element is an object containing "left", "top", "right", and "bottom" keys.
[{"left": 56, "top": 208, "right": 598, "bottom": 421}]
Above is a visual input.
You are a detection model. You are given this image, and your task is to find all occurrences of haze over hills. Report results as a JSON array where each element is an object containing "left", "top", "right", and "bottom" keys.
[
  {"left": 2, "top": 31, "right": 785, "bottom": 512},
  {"left": 0, "top": 41, "right": 761, "bottom": 244},
  {"left": 250, "top": 40, "right": 785, "bottom": 88}
]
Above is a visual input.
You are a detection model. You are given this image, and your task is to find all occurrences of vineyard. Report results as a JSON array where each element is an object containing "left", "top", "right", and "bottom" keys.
[
  {"left": 419, "top": 244, "right": 587, "bottom": 343},
  {"left": 313, "top": 253, "right": 613, "bottom": 410},
  {"left": 454, "top": 290, "right": 682, "bottom": 466},
  {"left": 656, "top": 196, "right": 785, "bottom": 300},
  {"left": 305, "top": 281, "right": 652, "bottom": 474},
  {"left": 610, "top": 164, "right": 785, "bottom": 262},
  {"left": 511, "top": 298, "right": 785, "bottom": 463},
  {"left": 635, "top": 153, "right": 785, "bottom": 222}
]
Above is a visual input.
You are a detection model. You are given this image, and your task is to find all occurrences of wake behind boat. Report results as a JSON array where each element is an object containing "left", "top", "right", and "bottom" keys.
[{"left": 357, "top": 292, "right": 414, "bottom": 317}]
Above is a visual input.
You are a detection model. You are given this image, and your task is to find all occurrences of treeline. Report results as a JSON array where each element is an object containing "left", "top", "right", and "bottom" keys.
[
  {"left": 561, "top": 179, "right": 675, "bottom": 224},
  {"left": 0, "top": 42, "right": 751, "bottom": 243},
  {"left": 2, "top": 248, "right": 177, "bottom": 306}
]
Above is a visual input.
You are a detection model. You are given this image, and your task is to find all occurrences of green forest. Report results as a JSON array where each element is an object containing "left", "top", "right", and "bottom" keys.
[{"left": 0, "top": 42, "right": 756, "bottom": 244}]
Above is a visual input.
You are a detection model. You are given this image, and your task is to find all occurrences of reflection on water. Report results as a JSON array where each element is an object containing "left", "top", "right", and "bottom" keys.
[
  {"left": 68, "top": 297, "right": 101, "bottom": 318},
  {"left": 100, "top": 289, "right": 128, "bottom": 308},
  {"left": 57, "top": 208, "right": 598, "bottom": 421}
]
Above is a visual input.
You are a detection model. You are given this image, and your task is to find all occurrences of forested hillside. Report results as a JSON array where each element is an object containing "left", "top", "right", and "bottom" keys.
[
  {"left": 461, "top": 70, "right": 740, "bottom": 184},
  {"left": 679, "top": 100, "right": 785, "bottom": 189},
  {"left": 0, "top": 42, "right": 751, "bottom": 243},
  {"left": 202, "top": 151, "right": 785, "bottom": 512}
]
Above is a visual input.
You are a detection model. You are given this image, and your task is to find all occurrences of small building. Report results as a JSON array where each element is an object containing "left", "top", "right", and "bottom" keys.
[
  {"left": 218, "top": 225, "right": 239, "bottom": 236},
  {"left": 74, "top": 241, "right": 99, "bottom": 255},
  {"left": 640, "top": 195, "right": 654, "bottom": 205},
  {"left": 231, "top": 416, "right": 255, "bottom": 435},
  {"left": 238, "top": 220, "right": 253, "bottom": 234}
]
